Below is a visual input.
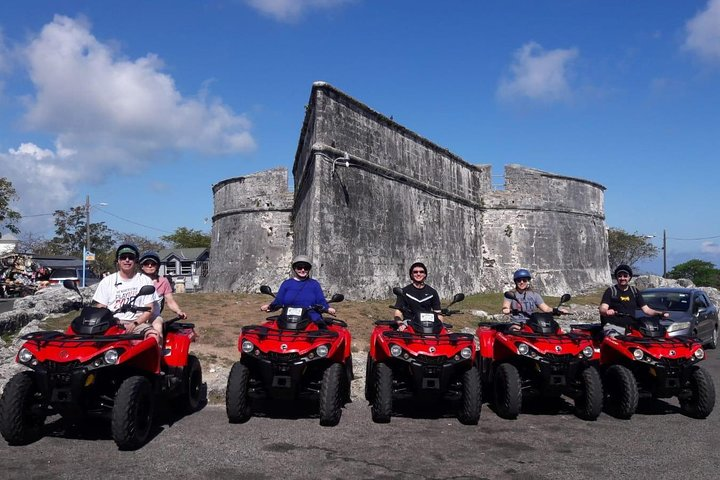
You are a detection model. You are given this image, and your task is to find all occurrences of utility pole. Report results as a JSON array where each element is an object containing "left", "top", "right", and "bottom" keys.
[
  {"left": 85, "top": 194, "right": 90, "bottom": 255},
  {"left": 663, "top": 229, "right": 667, "bottom": 278}
]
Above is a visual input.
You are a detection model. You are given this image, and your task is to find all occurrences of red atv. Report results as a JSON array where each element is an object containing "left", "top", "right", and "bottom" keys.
[
  {"left": 571, "top": 313, "right": 715, "bottom": 419},
  {"left": 365, "top": 288, "right": 480, "bottom": 425},
  {"left": 225, "top": 285, "right": 352, "bottom": 426},
  {"left": 476, "top": 293, "right": 602, "bottom": 420},
  {"left": 0, "top": 281, "right": 202, "bottom": 449}
]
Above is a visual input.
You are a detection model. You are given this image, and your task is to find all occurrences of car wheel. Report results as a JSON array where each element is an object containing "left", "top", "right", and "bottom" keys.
[
  {"left": 575, "top": 367, "right": 603, "bottom": 420},
  {"left": 226, "top": 362, "right": 251, "bottom": 423},
  {"left": 371, "top": 362, "right": 392, "bottom": 423},
  {"left": 493, "top": 363, "right": 521, "bottom": 419},
  {"left": 0, "top": 372, "right": 46, "bottom": 445},
  {"left": 111, "top": 376, "right": 154, "bottom": 450},
  {"left": 707, "top": 325, "right": 718, "bottom": 350},
  {"left": 457, "top": 366, "right": 482, "bottom": 425},
  {"left": 319, "top": 363, "right": 344, "bottom": 427},
  {"left": 679, "top": 366, "right": 715, "bottom": 419},
  {"left": 603, "top": 365, "right": 638, "bottom": 419}
]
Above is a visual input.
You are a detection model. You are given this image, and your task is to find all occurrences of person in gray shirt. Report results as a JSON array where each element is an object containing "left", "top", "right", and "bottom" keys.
[{"left": 501, "top": 269, "right": 561, "bottom": 323}]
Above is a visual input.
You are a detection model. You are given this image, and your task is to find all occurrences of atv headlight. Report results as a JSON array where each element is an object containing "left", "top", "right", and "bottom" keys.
[
  {"left": 694, "top": 348, "right": 705, "bottom": 360},
  {"left": 390, "top": 344, "right": 403, "bottom": 357},
  {"left": 18, "top": 348, "right": 34, "bottom": 364},
  {"left": 517, "top": 343, "right": 529, "bottom": 355},
  {"left": 460, "top": 347, "right": 472, "bottom": 359},
  {"left": 632, "top": 349, "right": 644, "bottom": 361},
  {"left": 582, "top": 346, "right": 594, "bottom": 358},
  {"left": 316, "top": 344, "right": 329, "bottom": 357},
  {"left": 241, "top": 340, "right": 255, "bottom": 354},
  {"left": 667, "top": 322, "right": 690, "bottom": 333},
  {"left": 104, "top": 349, "right": 119, "bottom": 365}
]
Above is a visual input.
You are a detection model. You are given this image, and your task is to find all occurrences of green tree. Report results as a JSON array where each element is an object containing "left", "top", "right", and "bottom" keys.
[
  {"left": 161, "top": 227, "right": 210, "bottom": 248},
  {"left": 115, "top": 233, "right": 167, "bottom": 253},
  {"left": 48, "top": 206, "right": 115, "bottom": 257},
  {"left": 667, "top": 259, "right": 720, "bottom": 288},
  {"left": 0, "top": 177, "right": 22, "bottom": 236},
  {"left": 607, "top": 228, "right": 658, "bottom": 269}
]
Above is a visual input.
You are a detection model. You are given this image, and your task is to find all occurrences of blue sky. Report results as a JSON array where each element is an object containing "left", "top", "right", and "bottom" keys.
[{"left": 1, "top": 0, "right": 719, "bottom": 275}]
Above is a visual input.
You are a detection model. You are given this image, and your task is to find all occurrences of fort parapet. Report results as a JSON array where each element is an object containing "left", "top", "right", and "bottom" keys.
[{"left": 208, "top": 82, "right": 610, "bottom": 299}]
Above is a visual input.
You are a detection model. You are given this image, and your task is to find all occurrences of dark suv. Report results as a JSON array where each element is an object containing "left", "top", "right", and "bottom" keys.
[{"left": 639, "top": 288, "right": 718, "bottom": 349}]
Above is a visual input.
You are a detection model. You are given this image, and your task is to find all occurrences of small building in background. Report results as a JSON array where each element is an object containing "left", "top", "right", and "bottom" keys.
[
  {"left": 0, "top": 233, "right": 19, "bottom": 255},
  {"left": 158, "top": 248, "right": 210, "bottom": 292}
]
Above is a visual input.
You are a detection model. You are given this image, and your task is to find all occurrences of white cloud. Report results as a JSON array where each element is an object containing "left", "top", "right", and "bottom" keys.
[
  {"left": 497, "top": 42, "right": 579, "bottom": 103},
  {"left": 245, "top": 0, "right": 354, "bottom": 22},
  {"left": 701, "top": 241, "right": 720, "bottom": 255},
  {"left": 684, "top": 0, "right": 720, "bottom": 63},
  {"left": 20, "top": 15, "right": 255, "bottom": 178},
  {"left": 0, "top": 142, "right": 76, "bottom": 232}
]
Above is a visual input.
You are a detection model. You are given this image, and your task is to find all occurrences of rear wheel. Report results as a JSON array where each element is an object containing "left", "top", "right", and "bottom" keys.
[
  {"left": 364, "top": 355, "right": 375, "bottom": 402},
  {"left": 319, "top": 363, "right": 344, "bottom": 426},
  {"left": 494, "top": 363, "right": 521, "bottom": 419},
  {"left": 680, "top": 366, "right": 715, "bottom": 419},
  {"left": 111, "top": 376, "right": 154, "bottom": 450},
  {"left": 457, "top": 366, "right": 481, "bottom": 425},
  {"left": 176, "top": 355, "right": 203, "bottom": 413},
  {"left": 575, "top": 367, "right": 603, "bottom": 420},
  {"left": 603, "top": 365, "right": 638, "bottom": 419},
  {"left": 226, "top": 362, "right": 251, "bottom": 423},
  {"left": 371, "top": 362, "right": 392, "bottom": 423},
  {"left": 0, "top": 372, "right": 46, "bottom": 445}
]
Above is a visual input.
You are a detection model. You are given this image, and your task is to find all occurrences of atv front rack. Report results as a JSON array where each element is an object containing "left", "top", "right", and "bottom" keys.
[
  {"left": 615, "top": 334, "right": 698, "bottom": 348},
  {"left": 21, "top": 330, "right": 145, "bottom": 344},
  {"left": 241, "top": 325, "right": 338, "bottom": 339},
  {"left": 381, "top": 330, "right": 474, "bottom": 344}
]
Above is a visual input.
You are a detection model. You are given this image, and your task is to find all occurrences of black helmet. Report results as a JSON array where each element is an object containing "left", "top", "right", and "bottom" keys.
[
  {"left": 614, "top": 264, "right": 633, "bottom": 278},
  {"left": 513, "top": 268, "right": 532, "bottom": 282},
  {"left": 409, "top": 262, "right": 427, "bottom": 276},
  {"left": 115, "top": 243, "right": 139, "bottom": 261},
  {"left": 139, "top": 251, "right": 161, "bottom": 265}
]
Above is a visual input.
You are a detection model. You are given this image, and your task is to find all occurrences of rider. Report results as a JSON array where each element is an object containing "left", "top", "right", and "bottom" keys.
[
  {"left": 501, "top": 269, "right": 562, "bottom": 323},
  {"left": 260, "top": 255, "right": 336, "bottom": 324},
  {"left": 92, "top": 243, "right": 160, "bottom": 340},
  {"left": 139, "top": 250, "right": 187, "bottom": 345},
  {"left": 599, "top": 264, "right": 666, "bottom": 336},
  {"left": 393, "top": 262, "right": 442, "bottom": 331}
]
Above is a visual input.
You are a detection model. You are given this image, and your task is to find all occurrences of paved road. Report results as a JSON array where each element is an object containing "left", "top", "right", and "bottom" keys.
[{"left": 2, "top": 350, "right": 719, "bottom": 480}]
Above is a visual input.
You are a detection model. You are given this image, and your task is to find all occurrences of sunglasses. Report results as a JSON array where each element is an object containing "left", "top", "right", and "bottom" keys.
[
  {"left": 412, "top": 270, "right": 426, "bottom": 275},
  {"left": 616, "top": 274, "right": 630, "bottom": 278},
  {"left": 118, "top": 254, "right": 136, "bottom": 261},
  {"left": 142, "top": 261, "right": 158, "bottom": 267},
  {"left": 294, "top": 265, "right": 311, "bottom": 272},
  {"left": 515, "top": 278, "right": 530, "bottom": 283}
]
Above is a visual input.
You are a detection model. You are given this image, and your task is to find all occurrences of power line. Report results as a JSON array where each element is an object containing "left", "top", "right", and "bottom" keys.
[
  {"left": 93, "top": 206, "right": 174, "bottom": 234},
  {"left": 668, "top": 234, "right": 720, "bottom": 241}
]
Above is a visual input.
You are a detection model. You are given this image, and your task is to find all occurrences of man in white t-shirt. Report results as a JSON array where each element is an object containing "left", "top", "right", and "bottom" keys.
[{"left": 93, "top": 244, "right": 159, "bottom": 340}]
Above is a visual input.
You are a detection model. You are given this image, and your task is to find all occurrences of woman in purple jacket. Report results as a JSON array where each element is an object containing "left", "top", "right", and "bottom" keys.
[{"left": 260, "top": 255, "right": 336, "bottom": 323}]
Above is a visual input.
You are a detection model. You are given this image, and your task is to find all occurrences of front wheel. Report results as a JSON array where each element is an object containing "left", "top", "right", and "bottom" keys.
[
  {"left": 0, "top": 372, "right": 46, "bottom": 445},
  {"left": 680, "top": 366, "right": 715, "bottom": 419},
  {"left": 603, "top": 365, "right": 638, "bottom": 419},
  {"left": 371, "top": 362, "right": 393, "bottom": 423},
  {"left": 111, "top": 376, "right": 154, "bottom": 450},
  {"left": 575, "top": 367, "right": 603, "bottom": 420},
  {"left": 457, "top": 366, "right": 482, "bottom": 425},
  {"left": 226, "top": 362, "right": 251, "bottom": 423},
  {"left": 494, "top": 363, "right": 521, "bottom": 419},
  {"left": 319, "top": 363, "right": 344, "bottom": 426}
]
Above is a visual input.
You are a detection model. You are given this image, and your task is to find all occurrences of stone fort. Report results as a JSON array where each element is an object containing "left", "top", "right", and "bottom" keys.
[{"left": 205, "top": 82, "right": 611, "bottom": 299}]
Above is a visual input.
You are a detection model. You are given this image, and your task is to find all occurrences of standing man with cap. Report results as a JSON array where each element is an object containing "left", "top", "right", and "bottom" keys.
[
  {"left": 93, "top": 243, "right": 160, "bottom": 341},
  {"left": 599, "top": 264, "right": 666, "bottom": 336}
]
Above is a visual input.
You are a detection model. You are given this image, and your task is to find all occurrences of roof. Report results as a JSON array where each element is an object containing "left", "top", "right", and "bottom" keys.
[
  {"left": 32, "top": 255, "right": 84, "bottom": 268},
  {"left": 159, "top": 248, "right": 209, "bottom": 262}
]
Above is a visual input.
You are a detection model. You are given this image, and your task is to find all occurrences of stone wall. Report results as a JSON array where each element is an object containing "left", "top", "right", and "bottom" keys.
[
  {"left": 208, "top": 82, "right": 611, "bottom": 299},
  {"left": 205, "top": 168, "right": 294, "bottom": 292}
]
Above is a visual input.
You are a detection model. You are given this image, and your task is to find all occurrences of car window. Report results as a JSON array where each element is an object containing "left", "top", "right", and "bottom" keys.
[
  {"left": 694, "top": 294, "right": 709, "bottom": 310},
  {"left": 49, "top": 268, "right": 79, "bottom": 279},
  {"left": 642, "top": 292, "right": 690, "bottom": 312}
]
